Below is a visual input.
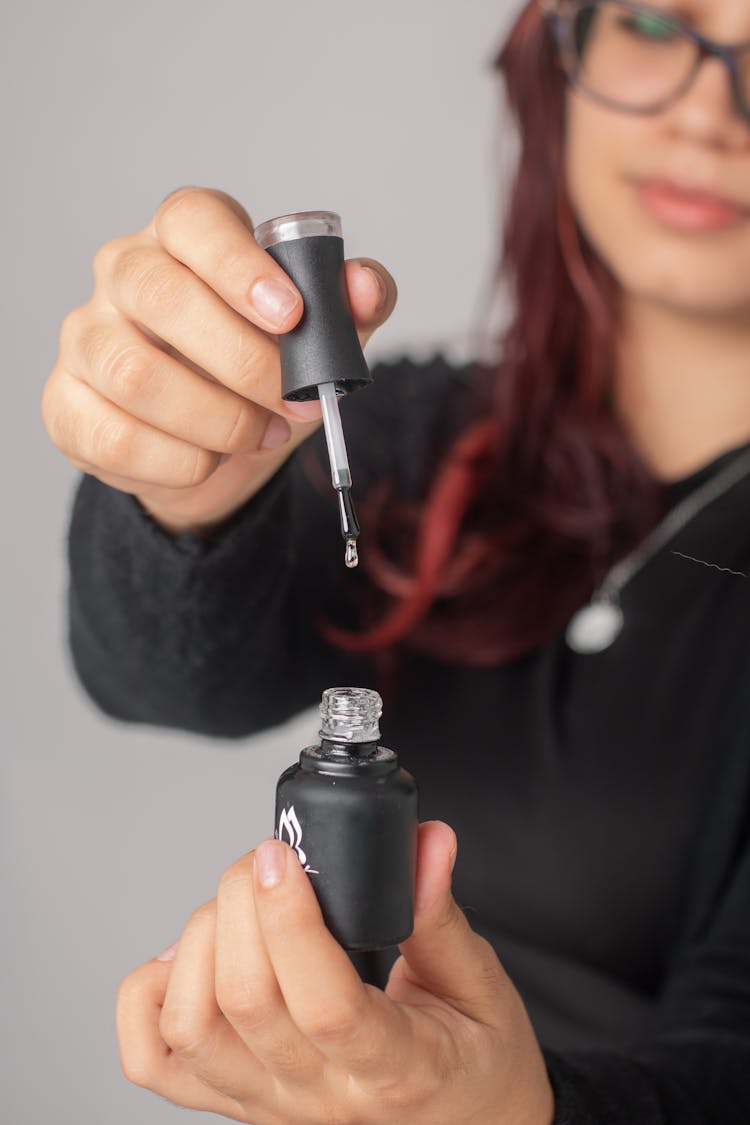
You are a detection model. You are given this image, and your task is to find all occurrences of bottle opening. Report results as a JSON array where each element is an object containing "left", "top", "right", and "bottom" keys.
[{"left": 319, "top": 687, "right": 382, "bottom": 744}]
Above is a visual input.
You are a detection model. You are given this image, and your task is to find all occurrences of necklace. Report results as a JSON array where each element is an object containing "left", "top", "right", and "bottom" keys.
[{"left": 565, "top": 446, "right": 750, "bottom": 655}]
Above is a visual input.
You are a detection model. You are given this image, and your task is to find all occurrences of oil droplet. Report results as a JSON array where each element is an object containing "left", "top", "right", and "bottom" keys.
[{"left": 345, "top": 539, "right": 359, "bottom": 569}]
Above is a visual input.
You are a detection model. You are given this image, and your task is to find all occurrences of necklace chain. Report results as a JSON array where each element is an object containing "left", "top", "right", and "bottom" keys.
[
  {"left": 566, "top": 445, "right": 750, "bottom": 654},
  {"left": 596, "top": 446, "right": 750, "bottom": 603}
]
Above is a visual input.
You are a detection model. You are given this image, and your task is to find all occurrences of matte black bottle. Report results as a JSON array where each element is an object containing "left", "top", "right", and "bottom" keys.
[{"left": 275, "top": 687, "right": 418, "bottom": 951}]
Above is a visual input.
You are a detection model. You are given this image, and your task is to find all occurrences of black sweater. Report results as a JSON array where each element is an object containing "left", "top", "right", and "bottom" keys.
[{"left": 68, "top": 357, "right": 750, "bottom": 1123}]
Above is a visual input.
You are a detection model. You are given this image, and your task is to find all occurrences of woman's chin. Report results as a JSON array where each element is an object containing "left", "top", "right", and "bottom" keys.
[{"left": 615, "top": 255, "right": 750, "bottom": 321}]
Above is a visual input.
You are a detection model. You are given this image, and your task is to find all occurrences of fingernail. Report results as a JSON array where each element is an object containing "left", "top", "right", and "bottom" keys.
[
  {"left": 360, "top": 264, "right": 388, "bottom": 310},
  {"left": 156, "top": 942, "right": 178, "bottom": 962},
  {"left": 250, "top": 279, "right": 300, "bottom": 327},
  {"left": 260, "top": 413, "right": 292, "bottom": 451},
  {"left": 255, "top": 840, "right": 286, "bottom": 889},
  {"left": 285, "top": 398, "right": 322, "bottom": 421}
]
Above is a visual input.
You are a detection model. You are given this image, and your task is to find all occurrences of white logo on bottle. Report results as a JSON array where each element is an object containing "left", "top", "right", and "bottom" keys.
[{"left": 276, "top": 805, "right": 319, "bottom": 874}]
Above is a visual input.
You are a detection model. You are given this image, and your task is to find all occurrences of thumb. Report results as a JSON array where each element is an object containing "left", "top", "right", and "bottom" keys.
[{"left": 397, "top": 821, "right": 507, "bottom": 1025}]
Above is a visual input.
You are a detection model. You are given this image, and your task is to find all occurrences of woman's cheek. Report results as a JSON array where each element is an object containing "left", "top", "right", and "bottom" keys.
[
  {"left": 563, "top": 93, "right": 750, "bottom": 316},
  {"left": 563, "top": 95, "right": 644, "bottom": 288}
]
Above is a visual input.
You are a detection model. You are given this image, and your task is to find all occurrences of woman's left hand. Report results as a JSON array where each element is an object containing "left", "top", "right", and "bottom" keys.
[{"left": 116, "top": 821, "right": 554, "bottom": 1125}]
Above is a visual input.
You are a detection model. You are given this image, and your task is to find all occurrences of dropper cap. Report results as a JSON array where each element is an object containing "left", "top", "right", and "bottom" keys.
[{"left": 254, "top": 211, "right": 372, "bottom": 402}]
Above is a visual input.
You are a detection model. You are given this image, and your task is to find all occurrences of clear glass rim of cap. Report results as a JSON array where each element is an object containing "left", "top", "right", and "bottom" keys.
[{"left": 254, "top": 211, "right": 342, "bottom": 250}]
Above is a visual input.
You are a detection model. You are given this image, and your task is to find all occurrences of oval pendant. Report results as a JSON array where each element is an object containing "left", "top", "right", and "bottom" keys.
[{"left": 565, "top": 600, "right": 624, "bottom": 654}]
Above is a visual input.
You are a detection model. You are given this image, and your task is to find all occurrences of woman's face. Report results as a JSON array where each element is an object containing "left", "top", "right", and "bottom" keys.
[{"left": 564, "top": 0, "right": 750, "bottom": 318}]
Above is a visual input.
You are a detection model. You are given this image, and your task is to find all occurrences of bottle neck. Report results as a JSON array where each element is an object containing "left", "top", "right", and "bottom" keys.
[
  {"left": 300, "top": 739, "right": 397, "bottom": 777},
  {"left": 320, "top": 737, "right": 378, "bottom": 760}
]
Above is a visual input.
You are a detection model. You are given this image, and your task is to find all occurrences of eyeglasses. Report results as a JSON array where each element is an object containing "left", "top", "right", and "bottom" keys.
[{"left": 541, "top": 0, "right": 750, "bottom": 127}]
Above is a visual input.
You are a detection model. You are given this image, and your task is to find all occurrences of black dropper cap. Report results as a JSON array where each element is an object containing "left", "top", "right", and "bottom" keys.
[{"left": 254, "top": 212, "right": 372, "bottom": 402}]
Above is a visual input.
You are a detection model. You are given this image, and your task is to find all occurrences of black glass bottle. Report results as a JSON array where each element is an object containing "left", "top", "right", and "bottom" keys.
[{"left": 275, "top": 687, "right": 419, "bottom": 951}]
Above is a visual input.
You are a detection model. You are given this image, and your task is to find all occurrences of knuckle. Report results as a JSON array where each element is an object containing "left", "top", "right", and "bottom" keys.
[
  {"left": 116, "top": 972, "right": 164, "bottom": 1087},
  {"left": 41, "top": 369, "right": 78, "bottom": 455},
  {"left": 116, "top": 1010, "right": 154, "bottom": 1087},
  {"left": 108, "top": 244, "right": 142, "bottom": 292},
  {"left": 155, "top": 186, "right": 251, "bottom": 240},
  {"left": 120, "top": 1050, "right": 158, "bottom": 1090},
  {"left": 262, "top": 1036, "right": 305, "bottom": 1076},
  {"left": 78, "top": 320, "right": 112, "bottom": 374},
  {"left": 115, "top": 968, "right": 143, "bottom": 1011},
  {"left": 40, "top": 373, "right": 62, "bottom": 443},
  {"left": 212, "top": 189, "right": 254, "bottom": 228},
  {"left": 159, "top": 1006, "right": 209, "bottom": 1060},
  {"left": 107, "top": 343, "right": 159, "bottom": 404},
  {"left": 156, "top": 185, "right": 207, "bottom": 230},
  {"left": 216, "top": 985, "right": 274, "bottom": 1032},
  {"left": 188, "top": 900, "right": 216, "bottom": 928},
  {"left": 378, "top": 1077, "right": 427, "bottom": 1112},
  {"left": 217, "top": 858, "right": 252, "bottom": 896},
  {"left": 300, "top": 998, "right": 366, "bottom": 1045},
  {"left": 132, "top": 257, "right": 189, "bottom": 320},
  {"left": 58, "top": 305, "right": 88, "bottom": 354},
  {"left": 78, "top": 320, "right": 159, "bottom": 405},
  {"left": 92, "top": 237, "right": 126, "bottom": 286},
  {"left": 88, "top": 412, "right": 133, "bottom": 469},
  {"left": 109, "top": 245, "right": 188, "bottom": 320}
]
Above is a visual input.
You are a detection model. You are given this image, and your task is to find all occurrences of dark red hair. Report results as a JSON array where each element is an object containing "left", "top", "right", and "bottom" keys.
[{"left": 326, "top": 1, "right": 661, "bottom": 666}]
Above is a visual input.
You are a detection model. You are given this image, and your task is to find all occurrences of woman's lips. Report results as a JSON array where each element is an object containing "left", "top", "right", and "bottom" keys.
[{"left": 635, "top": 179, "right": 750, "bottom": 231}]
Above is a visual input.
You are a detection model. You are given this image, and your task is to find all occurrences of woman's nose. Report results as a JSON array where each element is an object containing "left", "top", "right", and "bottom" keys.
[{"left": 665, "top": 54, "right": 750, "bottom": 149}]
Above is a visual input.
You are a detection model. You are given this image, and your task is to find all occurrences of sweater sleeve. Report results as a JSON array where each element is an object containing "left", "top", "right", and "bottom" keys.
[
  {"left": 544, "top": 814, "right": 750, "bottom": 1123},
  {"left": 67, "top": 457, "right": 350, "bottom": 737},
  {"left": 66, "top": 356, "right": 468, "bottom": 737}
]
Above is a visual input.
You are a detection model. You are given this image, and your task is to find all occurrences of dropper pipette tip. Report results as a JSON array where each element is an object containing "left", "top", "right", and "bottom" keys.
[
  {"left": 337, "top": 486, "right": 360, "bottom": 568},
  {"left": 345, "top": 539, "right": 359, "bottom": 568}
]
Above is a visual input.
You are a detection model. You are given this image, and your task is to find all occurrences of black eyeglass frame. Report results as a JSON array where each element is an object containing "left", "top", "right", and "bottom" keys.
[{"left": 540, "top": 0, "right": 750, "bottom": 127}]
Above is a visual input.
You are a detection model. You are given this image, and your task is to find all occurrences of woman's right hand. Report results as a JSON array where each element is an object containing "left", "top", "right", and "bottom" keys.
[{"left": 42, "top": 187, "right": 397, "bottom": 535}]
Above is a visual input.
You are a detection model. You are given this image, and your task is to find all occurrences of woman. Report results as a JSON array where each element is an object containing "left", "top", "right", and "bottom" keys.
[{"left": 42, "top": 0, "right": 750, "bottom": 1121}]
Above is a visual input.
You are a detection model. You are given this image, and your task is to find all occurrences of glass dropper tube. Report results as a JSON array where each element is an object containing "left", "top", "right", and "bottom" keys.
[{"left": 318, "top": 383, "right": 359, "bottom": 567}]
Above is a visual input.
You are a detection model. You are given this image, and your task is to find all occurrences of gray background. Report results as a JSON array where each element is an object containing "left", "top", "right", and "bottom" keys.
[{"left": 2, "top": 1, "right": 520, "bottom": 1120}]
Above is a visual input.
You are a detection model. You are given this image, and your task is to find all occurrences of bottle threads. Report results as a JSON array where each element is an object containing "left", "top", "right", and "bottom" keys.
[{"left": 319, "top": 686, "right": 382, "bottom": 744}]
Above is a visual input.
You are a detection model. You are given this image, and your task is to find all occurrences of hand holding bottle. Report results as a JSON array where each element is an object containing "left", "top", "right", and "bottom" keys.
[
  {"left": 41, "top": 187, "right": 396, "bottom": 535},
  {"left": 115, "top": 822, "right": 554, "bottom": 1125}
]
